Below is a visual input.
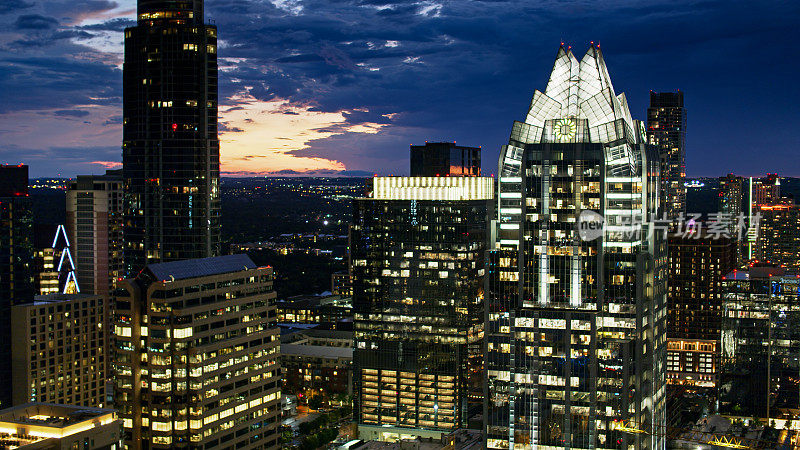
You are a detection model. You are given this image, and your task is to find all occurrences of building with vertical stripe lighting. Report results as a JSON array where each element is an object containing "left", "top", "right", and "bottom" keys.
[{"left": 485, "top": 44, "right": 667, "bottom": 449}]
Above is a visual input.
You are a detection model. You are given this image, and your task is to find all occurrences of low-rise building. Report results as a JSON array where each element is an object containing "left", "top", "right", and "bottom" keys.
[
  {"left": 331, "top": 271, "right": 352, "bottom": 296},
  {"left": 0, "top": 402, "right": 121, "bottom": 449},
  {"left": 280, "top": 329, "right": 352, "bottom": 396},
  {"left": 277, "top": 295, "right": 352, "bottom": 325},
  {"left": 338, "top": 429, "right": 482, "bottom": 449}
]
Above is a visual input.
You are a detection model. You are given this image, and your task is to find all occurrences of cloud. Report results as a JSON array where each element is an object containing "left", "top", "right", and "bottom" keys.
[
  {"left": 53, "top": 109, "right": 90, "bottom": 117},
  {"left": 0, "top": 0, "right": 34, "bottom": 15},
  {"left": 217, "top": 93, "right": 387, "bottom": 174},
  {"left": 103, "top": 115, "right": 122, "bottom": 125},
  {"left": 78, "top": 17, "right": 135, "bottom": 31},
  {"left": 15, "top": 14, "right": 59, "bottom": 29},
  {"left": 90, "top": 160, "right": 122, "bottom": 168},
  {"left": 219, "top": 122, "right": 244, "bottom": 133},
  {"left": 2, "top": 0, "right": 800, "bottom": 176},
  {"left": 0, "top": 56, "right": 121, "bottom": 114}
]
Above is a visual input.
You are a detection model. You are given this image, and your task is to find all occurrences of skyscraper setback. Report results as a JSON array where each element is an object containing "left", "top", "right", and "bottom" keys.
[
  {"left": 647, "top": 91, "right": 686, "bottom": 219},
  {"left": 486, "top": 45, "right": 667, "bottom": 449},
  {"left": 122, "top": 0, "right": 221, "bottom": 274}
]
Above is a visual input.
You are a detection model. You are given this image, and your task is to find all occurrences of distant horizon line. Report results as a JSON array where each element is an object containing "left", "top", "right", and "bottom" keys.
[{"left": 27, "top": 173, "right": 800, "bottom": 180}]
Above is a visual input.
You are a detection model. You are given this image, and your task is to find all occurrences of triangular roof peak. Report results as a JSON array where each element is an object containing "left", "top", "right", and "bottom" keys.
[{"left": 525, "top": 43, "right": 634, "bottom": 133}]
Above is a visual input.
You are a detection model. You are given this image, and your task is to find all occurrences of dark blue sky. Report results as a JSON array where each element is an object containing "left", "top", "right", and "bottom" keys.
[{"left": 0, "top": 0, "right": 798, "bottom": 177}]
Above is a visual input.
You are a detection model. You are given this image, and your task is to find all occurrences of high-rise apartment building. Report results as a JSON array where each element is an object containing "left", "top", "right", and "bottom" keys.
[
  {"left": 409, "top": 142, "right": 482, "bottom": 177},
  {"left": 666, "top": 232, "right": 737, "bottom": 388},
  {"left": 351, "top": 149, "right": 493, "bottom": 441},
  {"left": 718, "top": 174, "right": 743, "bottom": 228},
  {"left": 67, "top": 170, "right": 124, "bottom": 296},
  {"left": 11, "top": 293, "right": 107, "bottom": 407},
  {"left": 485, "top": 44, "right": 667, "bottom": 449},
  {"left": 113, "top": 254, "right": 281, "bottom": 449},
  {"left": 755, "top": 199, "right": 800, "bottom": 268},
  {"left": 122, "top": 0, "right": 221, "bottom": 274},
  {"left": 0, "top": 164, "right": 34, "bottom": 408},
  {"left": 281, "top": 329, "right": 353, "bottom": 397},
  {"left": 647, "top": 91, "right": 686, "bottom": 220},
  {"left": 750, "top": 173, "right": 780, "bottom": 206},
  {"left": 720, "top": 266, "right": 800, "bottom": 419}
]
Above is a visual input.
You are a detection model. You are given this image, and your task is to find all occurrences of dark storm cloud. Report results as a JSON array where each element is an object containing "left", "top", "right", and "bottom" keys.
[
  {"left": 0, "top": 55, "right": 120, "bottom": 114},
  {"left": 219, "top": 122, "right": 245, "bottom": 133},
  {"left": 12, "top": 29, "right": 95, "bottom": 47},
  {"left": 14, "top": 14, "right": 58, "bottom": 29},
  {"left": 0, "top": 0, "right": 34, "bottom": 15},
  {"left": 3, "top": 0, "right": 800, "bottom": 175},
  {"left": 46, "top": 0, "right": 119, "bottom": 19},
  {"left": 79, "top": 17, "right": 136, "bottom": 31},
  {"left": 0, "top": 144, "right": 121, "bottom": 176},
  {"left": 53, "top": 109, "right": 90, "bottom": 117},
  {"left": 103, "top": 115, "right": 123, "bottom": 125}
]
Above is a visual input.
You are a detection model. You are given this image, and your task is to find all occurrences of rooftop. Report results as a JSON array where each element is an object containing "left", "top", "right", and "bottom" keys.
[
  {"left": 0, "top": 403, "right": 116, "bottom": 429},
  {"left": 277, "top": 294, "right": 351, "bottom": 309},
  {"left": 146, "top": 254, "right": 257, "bottom": 281},
  {"left": 280, "top": 343, "right": 352, "bottom": 359},
  {"left": 281, "top": 328, "right": 353, "bottom": 343},
  {"left": 18, "top": 293, "right": 97, "bottom": 306},
  {"left": 722, "top": 265, "right": 795, "bottom": 281}
]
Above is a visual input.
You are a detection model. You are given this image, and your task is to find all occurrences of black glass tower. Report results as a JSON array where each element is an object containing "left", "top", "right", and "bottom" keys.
[
  {"left": 122, "top": 0, "right": 220, "bottom": 275},
  {"left": 647, "top": 91, "right": 686, "bottom": 220},
  {"left": 409, "top": 142, "right": 481, "bottom": 177},
  {"left": 351, "top": 148, "right": 493, "bottom": 441},
  {"left": 0, "top": 164, "right": 34, "bottom": 408}
]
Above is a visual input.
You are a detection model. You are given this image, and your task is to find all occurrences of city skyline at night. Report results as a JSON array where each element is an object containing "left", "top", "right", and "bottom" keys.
[
  {"left": 4, "top": 1, "right": 800, "bottom": 448},
  {"left": 0, "top": 0, "right": 798, "bottom": 177}
]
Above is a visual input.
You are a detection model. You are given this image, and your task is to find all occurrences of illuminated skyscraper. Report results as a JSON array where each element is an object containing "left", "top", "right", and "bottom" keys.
[
  {"left": 351, "top": 148, "right": 493, "bottom": 441},
  {"left": 755, "top": 199, "right": 800, "bottom": 268},
  {"left": 721, "top": 265, "right": 800, "bottom": 419},
  {"left": 647, "top": 91, "right": 686, "bottom": 220},
  {"left": 0, "top": 164, "right": 34, "bottom": 408},
  {"left": 666, "top": 231, "right": 737, "bottom": 388},
  {"left": 122, "top": 0, "right": 221, "bottom": 274},
  {"left": 750, "top": 173, "right": 780, "bottom": 206},
  {"left": 485, "top": 44, "right": 667, "bottom": 449}
]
